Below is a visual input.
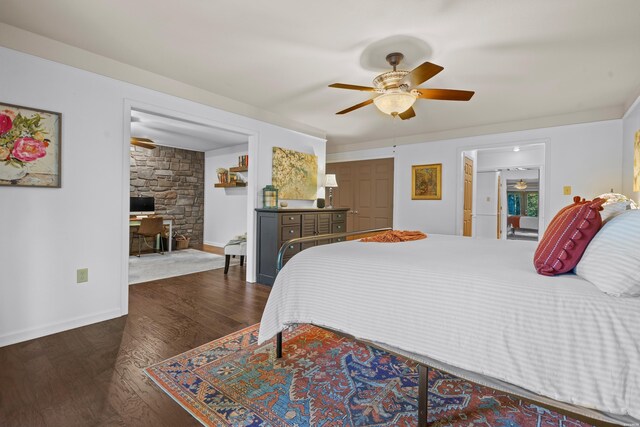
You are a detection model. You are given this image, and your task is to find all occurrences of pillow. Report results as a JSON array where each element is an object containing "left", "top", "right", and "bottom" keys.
[
  {"left": 534, "top": 196, "right": 605, "bottom": 276},
  {"left": 598, "top": 193, "right": 638, "bottom": 223},
  {"left": 575, "top": 210, "right": 640, "bottom": 297}
]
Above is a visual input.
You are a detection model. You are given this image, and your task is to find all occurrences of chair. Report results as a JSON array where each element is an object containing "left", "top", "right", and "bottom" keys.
[
  {"left": 132, "top": 217, "right": 165, "bottom": 257},
  {"left": 224, "top": 237, "right": 247, "bottom": 274}
]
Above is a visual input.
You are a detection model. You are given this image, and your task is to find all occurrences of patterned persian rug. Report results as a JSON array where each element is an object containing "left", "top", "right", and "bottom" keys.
[{"left": 145, "top": 324, "right": 590, "bottom": 427}]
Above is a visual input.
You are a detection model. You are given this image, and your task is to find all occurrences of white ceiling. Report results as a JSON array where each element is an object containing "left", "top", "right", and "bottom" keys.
[
  {"left": 131, "top": 111, "right": 248, "bottom": 152},
  {"left": 2, "top": 0, "right": 640, "bottom": 152}
]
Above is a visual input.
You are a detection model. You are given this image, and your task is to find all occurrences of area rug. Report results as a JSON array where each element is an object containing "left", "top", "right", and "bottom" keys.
[
  {"left": 145, "top": 324, "right": 590, "bottom": 427},
  {"left": 129, "top": 249, "right": 238, "bottom": 284}
]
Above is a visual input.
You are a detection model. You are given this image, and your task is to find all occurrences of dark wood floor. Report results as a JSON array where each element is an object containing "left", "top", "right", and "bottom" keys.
[{"left": 0, "top": 263, "right": 270, "bottom": 426}]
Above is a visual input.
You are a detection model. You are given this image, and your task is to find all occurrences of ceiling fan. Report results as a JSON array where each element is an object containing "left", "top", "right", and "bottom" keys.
[
  {"left": 130, "top": 137, "right": 156, "bottom": 149},
  {"left": 329, "top": 52, "right": 475, "bottom": 120}
]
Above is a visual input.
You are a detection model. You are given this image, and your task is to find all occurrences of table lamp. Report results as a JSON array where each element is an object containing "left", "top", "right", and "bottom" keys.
[{"left": 324, "top": 174, "right": 338, "bottom": 208}]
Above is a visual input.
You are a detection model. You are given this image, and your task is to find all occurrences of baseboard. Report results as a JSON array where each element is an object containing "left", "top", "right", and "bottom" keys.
[
  {"left": 0, "top": 308, "right": 123, "bottom": 348},
  {"left": 203, "top": 241, "right": 225, "bottom": 248}
]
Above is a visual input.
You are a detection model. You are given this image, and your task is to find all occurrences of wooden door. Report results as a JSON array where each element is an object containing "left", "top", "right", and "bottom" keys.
[
  {"left": 327, "top": 158, "right": 393, "bottom": 232},
  {"left": 463, "top": 157, "right": 473, "bottom": 237},
  {"left": 326, "top": 162, "right": 355, "bottom": 231}
]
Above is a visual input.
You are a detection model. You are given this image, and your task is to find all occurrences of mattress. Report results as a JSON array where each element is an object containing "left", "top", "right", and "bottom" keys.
[{"left": 259, "top": 234, "right": 640, "bottom": 425}]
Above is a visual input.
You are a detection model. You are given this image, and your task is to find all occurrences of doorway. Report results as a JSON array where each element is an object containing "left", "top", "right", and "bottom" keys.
[
  {"left": 326, "top": 158, "right": 394, "bottom": 231},
  {"left": 459, "top": 143, "right": 545, "bottom": 240}
]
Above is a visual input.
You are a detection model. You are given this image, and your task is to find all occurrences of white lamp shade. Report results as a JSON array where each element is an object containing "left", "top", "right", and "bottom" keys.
[
  {"left": 324, "top": 174, "right": 338, "bottom": 187},
  {"left": 373, "top": 91, "right": 416, "bottom": 115}
]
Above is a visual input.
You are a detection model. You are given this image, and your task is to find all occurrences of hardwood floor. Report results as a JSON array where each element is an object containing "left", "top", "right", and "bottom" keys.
[{"left": 0, "top": 264, "right": 270, "bottom": 426}]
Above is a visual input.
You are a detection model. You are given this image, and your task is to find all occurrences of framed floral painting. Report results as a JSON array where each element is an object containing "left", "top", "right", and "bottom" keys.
[
  {"left": 0, "top": 102, "right": 61, "bottom": 188},
  {"left": 412, "top": 163, "right": 442, "bottom": 200}
]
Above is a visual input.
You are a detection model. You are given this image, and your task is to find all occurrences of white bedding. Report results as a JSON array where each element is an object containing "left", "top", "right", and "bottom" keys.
[{"left": 259, "top": 234, "right": 640, "bottom": 424}]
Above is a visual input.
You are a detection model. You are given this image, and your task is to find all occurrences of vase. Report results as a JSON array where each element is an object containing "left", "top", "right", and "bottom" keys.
[{"left": 0, "top": 162, "right": 29, "bottom": 181}]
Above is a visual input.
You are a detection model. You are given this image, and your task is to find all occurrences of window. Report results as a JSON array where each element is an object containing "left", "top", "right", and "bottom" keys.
[
  {"left": 526, "top": 192, "right": 539, "bottom": 217},
  {"left": 507, "top": 193, "right": 521, "bottom": 215}
]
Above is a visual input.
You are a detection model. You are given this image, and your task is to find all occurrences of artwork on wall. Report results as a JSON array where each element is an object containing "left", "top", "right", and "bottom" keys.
[
  {"left": 412, "top": 163, "right": 442, "bottom": 200},
  {"left": 0, "top": 102, "right": 61, "bottom": 188},
  {"left": 634, "top": 129, "right": 640, "bottom": 192},
  {"left": 272, "top": 147, "right": 318, "bottom": 200}
]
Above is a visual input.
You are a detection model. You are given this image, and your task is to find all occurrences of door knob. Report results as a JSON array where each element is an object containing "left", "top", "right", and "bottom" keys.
[{"left": 354, "top": 211, "right": 359, "bottom": 214}]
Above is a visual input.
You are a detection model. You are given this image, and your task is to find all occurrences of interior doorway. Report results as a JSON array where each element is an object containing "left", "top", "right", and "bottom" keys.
[
  {"left": 460, "top": 143, "right": 545, "bottom": 240},
  {"left": 127, "top": 108, "right": 251, "bottom": 285},
  {"left": 326, "top": 158, "right": 394, "bottom": 232}
]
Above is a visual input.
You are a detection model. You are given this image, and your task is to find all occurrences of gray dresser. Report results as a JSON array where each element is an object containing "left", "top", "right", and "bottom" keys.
[{"left": 255, "top": 208, "right": 349, "bottom": 285}]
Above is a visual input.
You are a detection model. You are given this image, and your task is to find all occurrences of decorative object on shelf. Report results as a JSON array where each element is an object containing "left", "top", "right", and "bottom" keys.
[
  {"left": 324, "top": 174, "right": 338, "bottom": 208},
  {"left": 514, "top": 179, "right": 528, "bottom": 190},
  {"left": 263, "top": 185, "right": 279, "bottom": 209},
  {"left": 216, "top": 167, "right": 228, "bottom": 184},
  {"left": 412, "top": 163, "right": 442, "bottom": 200},
  {"left": 238, "top": 154, "right": 249, "bottom": 168},
  {"left": 317, "top": 198, "right": 325, "bottom": 209},
  {"left": 272, "top": 147, "right": 317, "bottom": 200},
  {"left": 280, "top": 201, "right": 288, "bottom": 208},
  {"left": 634, "top": 130, "right": 640, "bottom": 192},
  {"left": 0, "top": 102, "right": 61, "bottom": 187}
]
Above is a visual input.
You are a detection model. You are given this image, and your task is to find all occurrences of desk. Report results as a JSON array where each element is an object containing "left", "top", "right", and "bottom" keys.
[{"left": 129, "top": 217, "right": 173, "bottom": 253}]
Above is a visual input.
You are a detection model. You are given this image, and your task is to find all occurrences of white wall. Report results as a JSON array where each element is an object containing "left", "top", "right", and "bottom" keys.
[
  {"left": 622, "top": 96, "right": 640, "bottom": 203},
  {"left": 476, "top": 145, "right": 545, "bottom": 171},
  {"left": 204, "top": 144, "right": 249, "bottom": 247},
  {"left": 333, "top": 119, "right": 622, "bottom": 235},
  {"left": 0, "top": 47, "right": 325, "bottom": 347}
]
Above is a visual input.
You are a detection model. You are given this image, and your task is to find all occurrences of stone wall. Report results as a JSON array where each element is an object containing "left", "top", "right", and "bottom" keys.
[{"left": 130, "top": 145, "right": 204, "bottom": 248}]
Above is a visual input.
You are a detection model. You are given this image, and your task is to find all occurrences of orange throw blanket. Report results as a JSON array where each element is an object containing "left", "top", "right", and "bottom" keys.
[{"left": 360, "top": 230, "right": 427, "bottom": 243}]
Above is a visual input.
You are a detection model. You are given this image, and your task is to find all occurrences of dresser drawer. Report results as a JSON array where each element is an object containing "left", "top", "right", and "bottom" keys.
[
  {"left": 332, "top": 212, "right": 346, "bottom": 222},
  {"left": 332, "top": 222, "right": 345, "bottom": 233},
  {"left": 281, "top": 242, "right": 300, "bottom": 257},
  {"left": 281, "top": 225, "right": 300, "bottom": 241},
  {"left": 281, "top": 214, "right": 301, "bottom": 225}
]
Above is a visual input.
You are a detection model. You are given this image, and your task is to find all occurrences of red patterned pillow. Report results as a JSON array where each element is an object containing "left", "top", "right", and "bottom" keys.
[{"left": 534, "top": 196, "right": 605, "bottom": 276}]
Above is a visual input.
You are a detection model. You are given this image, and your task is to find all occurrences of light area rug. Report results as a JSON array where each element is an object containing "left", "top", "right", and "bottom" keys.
[{"left": 128, "top": 248, "right": 238, "bottom": 284}]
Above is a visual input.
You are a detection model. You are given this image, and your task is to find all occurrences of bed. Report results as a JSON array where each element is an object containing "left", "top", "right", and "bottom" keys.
[{"left": 258, "top": 233, "right": 640, "bottom": 426}]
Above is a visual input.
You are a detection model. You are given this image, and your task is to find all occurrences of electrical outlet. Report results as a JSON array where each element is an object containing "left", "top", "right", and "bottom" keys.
[
  {"left": 77, "top": 268, "right": 89, "bottom": 284},
  {"left": 563, "top": 186, "right": 572, "bottom": 195}
]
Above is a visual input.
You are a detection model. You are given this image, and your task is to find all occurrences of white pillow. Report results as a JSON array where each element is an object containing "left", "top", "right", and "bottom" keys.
[
  {"left": 600, "top": 200, "right": 636, "bottom": 223},
  {"left": 575, "top": 210, "right": 640, "bottom": 297}
]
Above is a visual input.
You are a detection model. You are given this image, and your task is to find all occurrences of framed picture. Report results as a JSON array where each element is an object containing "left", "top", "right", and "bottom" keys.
[
  {"left": 272, "top": 147, "right": 318, "bottom": 200},
  {"left": 412, "top": 163, "right": 442, "bottom": 200},
  {"left": 0, "top": 102, "right": 61, "bottom": 188}
]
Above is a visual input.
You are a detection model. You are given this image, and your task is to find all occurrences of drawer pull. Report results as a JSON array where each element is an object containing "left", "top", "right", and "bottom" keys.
[
  {"left": 337, "top": 225, "right": 342, "bottom": 229},
  {"left": 337, "top": 214, "right": 342, "bottom": 218},
  {"left": 289, "top": 229, "right": 294, "bottom": 234},
  {"left": 289, "top": 245, "right": 294, "bottom": 249},
  {"left": 289, "top": 216, "right": 294, "bottom": 220}
]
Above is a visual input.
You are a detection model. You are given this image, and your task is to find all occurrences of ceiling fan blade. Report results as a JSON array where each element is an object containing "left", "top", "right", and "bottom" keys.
[
  {"left": 400, "top": 62, "right": 444, "bottom": 88},
  {"left": 416, "top": 88, "right": 475, "bottom": 101},
  {"left": 336, "top": 99, "right": 374, "bottom": 115},
  {"left": 398, "top": 107, "right": 416, "bottom": 120},
  {"left": 329, "top": 83, "right": 377, "bottom": 92},
  {"left": 130, "top": 137, "right": 156, "bottom": 149}
]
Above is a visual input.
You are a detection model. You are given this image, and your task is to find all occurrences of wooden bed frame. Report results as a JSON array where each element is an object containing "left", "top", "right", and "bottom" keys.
[{"left": 272, "top": 229, "right": 621, "bottom": 427}]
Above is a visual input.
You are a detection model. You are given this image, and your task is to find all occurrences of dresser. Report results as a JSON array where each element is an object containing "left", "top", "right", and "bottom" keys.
[{"left": 255, "top": 208, "right": 349, "bottom": 285}]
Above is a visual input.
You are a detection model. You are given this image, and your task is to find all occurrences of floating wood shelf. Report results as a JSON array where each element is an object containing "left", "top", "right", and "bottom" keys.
[
  {"left": 215, "top": 182, "right": 247, "bottom": 188},
  {"left": 229, "top": 166, "right": 248, "bottom": 173}
]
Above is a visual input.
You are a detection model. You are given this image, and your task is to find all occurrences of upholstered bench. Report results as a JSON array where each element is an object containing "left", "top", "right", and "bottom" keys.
[{"left": 224, "top": 238, "right": 246, "bottom": 274}]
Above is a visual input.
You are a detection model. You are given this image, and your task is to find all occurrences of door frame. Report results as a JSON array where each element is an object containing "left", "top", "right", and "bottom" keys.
[
  {"left": 120, "top": 99, "right": 259, "bottom": 315},
  {"left": 456, "top": 139, "right": 548, "bottom": 237}
]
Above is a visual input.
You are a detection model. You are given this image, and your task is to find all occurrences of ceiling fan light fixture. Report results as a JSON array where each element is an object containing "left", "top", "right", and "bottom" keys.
[
  {"left": 514, "top": 179, "right": 528, "bottom": 190},
  {"left": 373, "top": 90, "right": 416, "bottom": 116}
]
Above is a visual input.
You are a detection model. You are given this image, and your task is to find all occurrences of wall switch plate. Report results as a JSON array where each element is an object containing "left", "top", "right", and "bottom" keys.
[
  {"left": 77, "top": 268, "right": 89, "bottom": 284},
  {"left": 563, "top": 186, "right": 572, "bottom": 195}
]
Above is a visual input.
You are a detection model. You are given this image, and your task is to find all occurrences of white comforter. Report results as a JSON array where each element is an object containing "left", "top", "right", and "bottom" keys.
[{"left": 259, "top": 234, "right": 640, "bottom": 422}]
